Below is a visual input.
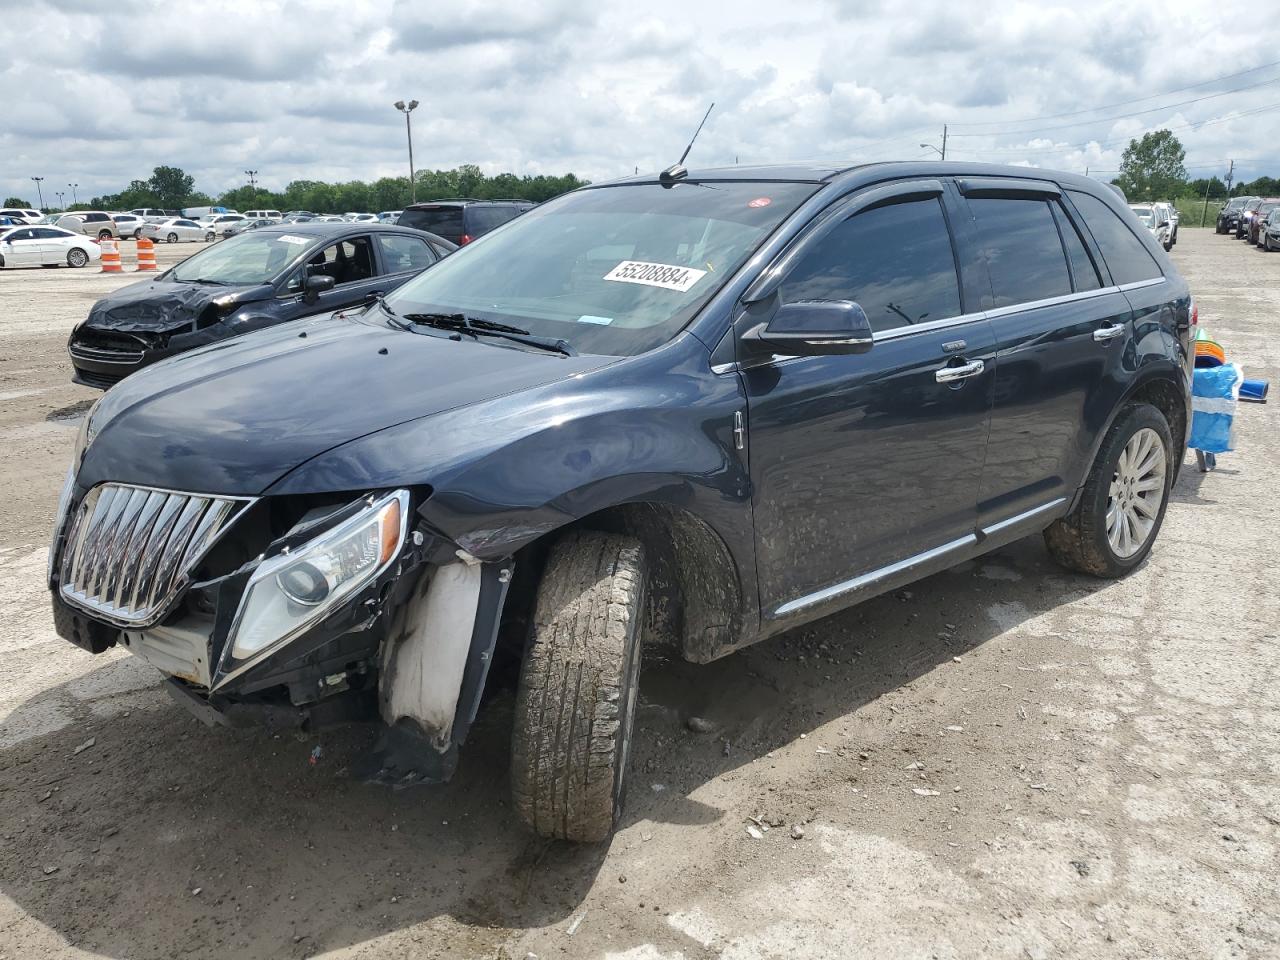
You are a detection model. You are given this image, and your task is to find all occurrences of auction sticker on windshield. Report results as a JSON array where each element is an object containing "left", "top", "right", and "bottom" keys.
[
  {"left": 278, "top": 235, "right": 310, "bottom": 245},
  {"left": 604, "top": 260, "right": 707, "bottom": 293}
]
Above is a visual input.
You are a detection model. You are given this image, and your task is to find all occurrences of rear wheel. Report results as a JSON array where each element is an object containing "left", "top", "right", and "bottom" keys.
[
  {"left": 1045, "top": 403, "right": 1174, "bottom": 578},
  {"left": 67, "top": 248, "right": 89, "bottom": 268},
  {"left": 205, "top": 231, "right": 216, "bottom": 242},
  {"left": 167, "top": 232, "right": 178, "bottom": 243},
  {"left": 511, "top": 531, "right": 646, "bottom": 843},
  {"left": 97, "top": 230, "right": 112, "bottom": 241}
]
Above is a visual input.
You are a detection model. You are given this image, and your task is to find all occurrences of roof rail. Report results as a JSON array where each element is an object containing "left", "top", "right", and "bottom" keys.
[
  {"left": 421, "top": 197, "right": 482, "bottom": 203},
  {"left": 487, "top": 198, "right": 534, "bottom": 203}
]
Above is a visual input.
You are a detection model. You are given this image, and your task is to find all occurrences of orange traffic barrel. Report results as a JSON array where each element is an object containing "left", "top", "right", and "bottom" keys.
[
  {"left": 100, "top": 239, "right": 122, "bottom": 273},
  {"left": 135, "top": 237, "right": 157, "bottom": 272}
]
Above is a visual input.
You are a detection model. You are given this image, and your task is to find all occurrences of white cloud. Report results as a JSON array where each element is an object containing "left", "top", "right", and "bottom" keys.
[{"left": 2, "top": 0, "right": 1278, "bottom": 205}]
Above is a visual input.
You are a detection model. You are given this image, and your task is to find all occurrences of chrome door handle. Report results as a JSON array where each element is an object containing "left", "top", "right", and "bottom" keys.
[
  {"left": 935, "top": 359, "right": 985, "bottom": 383},
  {"left": 1093, "top": 324, "right": 1126, "bottom": 342}
]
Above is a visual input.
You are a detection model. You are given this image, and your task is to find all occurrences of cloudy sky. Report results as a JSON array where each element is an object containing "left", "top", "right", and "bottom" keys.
[{"left": 3, "top": 0, "right": 1279, "bottom": 206}]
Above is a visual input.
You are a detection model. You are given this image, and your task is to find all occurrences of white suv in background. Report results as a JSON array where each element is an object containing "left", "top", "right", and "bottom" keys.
[
  {"left": 1153, "top": 201, "right": 1179, "bottom": 246},
  {"left": 243, "top": 209, "right": 283, "bottom": 220},
  {"left": 0, "top": 208, "right": 43, "bottom": 224}
]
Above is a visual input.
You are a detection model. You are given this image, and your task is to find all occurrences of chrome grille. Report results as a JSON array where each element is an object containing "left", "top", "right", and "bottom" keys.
[{"left": 59, "top": 483, "right": 251, "bottom": 627}]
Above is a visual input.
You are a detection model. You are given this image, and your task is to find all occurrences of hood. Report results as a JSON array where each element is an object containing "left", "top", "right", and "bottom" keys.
[
  {"left": 81, "top": 279, "right": 274, "bottom": 334},
  {"left": 78, "top": 313, "right": 616, "bottom": 496}
]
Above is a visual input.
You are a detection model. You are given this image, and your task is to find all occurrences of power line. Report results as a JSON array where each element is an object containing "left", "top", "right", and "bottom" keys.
[
  {"left": 951, "top": 101, "right": 1280, "bottom": 158},
  {"left": 949, "top": 75, "right": 1280, "bottom": 137},
  {"left": 948, "top": 58, "right": 1280, "bottom": 128}
]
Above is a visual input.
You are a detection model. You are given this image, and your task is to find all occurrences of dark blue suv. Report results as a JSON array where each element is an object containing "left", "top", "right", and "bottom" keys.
[{"left": 48, "top": 162, "right": 1193, "bottom": 842}]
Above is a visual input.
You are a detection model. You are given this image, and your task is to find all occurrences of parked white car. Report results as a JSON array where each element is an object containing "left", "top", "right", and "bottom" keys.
[
  {"left": 139, "top": 217, "right": 216, "bottom": 243},
  {"left": 378, "top": 210, "right": 403, "bottom": 222},
  {"left": 0, "top": 208, "right": 43, "bottom": 224},
  {"left": 1153, "top": 201, "right": 1178, "bottom": 246},
  {"left": 1128, "top": 204, "right": 1172, "bottom": 251},
  {"left": 0, "top": 225, "right": 101, "bottom": 268},
  {"left": 344, "top": 212, "right": 379, "bottom": 223},
  {"left": 197, "top": 213, "right": 247, "bottom": 233},
  {"left": 129, "top": 208, "right": 174, "bottom": 222},
  {"left": 243, "top": 209, "right": 283, "bottom": 220},
  {"left": 111, "top": 213, "right": 148, "bottom": 238}
]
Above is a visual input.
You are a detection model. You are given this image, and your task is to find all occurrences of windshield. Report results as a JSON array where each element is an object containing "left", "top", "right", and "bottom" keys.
[
  {"left": 168, "top": 232, "right": 313, "bottom": 284},
  {"left": 384, "top": 181, "right": 818, "bottom": 355}
]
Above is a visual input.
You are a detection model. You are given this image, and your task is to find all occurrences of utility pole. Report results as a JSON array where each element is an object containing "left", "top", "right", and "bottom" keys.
[
  {"left": 1201, "top": 174, "right": 1213, "bottom": 227},
  {"left": 941, "top": 124, "right": 947, "bottom": 161},
  {"left": 394, "top": 100, "right": 419, "bottom": 203},
  {"left": 1224, "top": 159, "right": 1235, "bottom": 196},
  {"left": 245, "top": 169, "right": 258, "bottom": 208}
]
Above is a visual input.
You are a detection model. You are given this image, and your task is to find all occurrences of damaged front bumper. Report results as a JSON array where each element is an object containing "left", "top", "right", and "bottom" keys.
[{"left": 49, "top": 480, "right": 513, "bottom": 779}]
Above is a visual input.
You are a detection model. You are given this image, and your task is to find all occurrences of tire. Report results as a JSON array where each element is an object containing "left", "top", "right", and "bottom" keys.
[
  {"left": 67, "top": 248, "right": 89, "bottom": 268},
  {"left": 167, "top": 232, "right": 178, "bottom": 243},
  {"left": 133, "top": 228, "right": 142, "bottom": 239},
  {"left": 1044, "top": 403, "right": 1174, "bottom": 578},
  {"left": 205, "top": 231, "right": 216, "bottom": 242},
  {"left": 1163, "top": 240, "right": 1172, "bottom": 252},
  {"left": 97, "top": 230, "right": 112, "bottom": 242},
  {"left": 511, "top": 531, "right": 646, "bottom": 843}
]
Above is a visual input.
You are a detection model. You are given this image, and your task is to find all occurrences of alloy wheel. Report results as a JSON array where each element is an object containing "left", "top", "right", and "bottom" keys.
[{"left": 1107, "top": 427, "right": 1166, "bottom": 559}]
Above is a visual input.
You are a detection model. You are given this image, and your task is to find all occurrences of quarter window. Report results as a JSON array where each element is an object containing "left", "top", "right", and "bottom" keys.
[
  {"left": 781, "top": 197, "right": 961, "bottom": 333},
  {"left": 966, "top": 197, "right": 1072, "bottom": 307},
  {"left": 1068, "top": 191, "right": 1162, "bottom": 284}
]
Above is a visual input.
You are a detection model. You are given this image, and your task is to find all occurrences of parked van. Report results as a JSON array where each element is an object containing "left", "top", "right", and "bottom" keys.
[
  {"left": 244, "top": 210, "right": 283, "bottom": 221},
  {"left": 181, "top": 206, "right": 237, "bottom": 220}
]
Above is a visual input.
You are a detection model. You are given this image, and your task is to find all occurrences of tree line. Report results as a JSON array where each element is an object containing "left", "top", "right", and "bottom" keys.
[{"left": 5, "top": 164, "right": 589, "bottom": 213}]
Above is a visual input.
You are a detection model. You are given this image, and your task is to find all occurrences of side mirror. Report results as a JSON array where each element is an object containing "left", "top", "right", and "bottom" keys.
[
  {"left": 303, "top": 274, "right": 335, "bottom": 303},
  {"left": 745, "top": 300, "right": 875, "bottom": 356}
]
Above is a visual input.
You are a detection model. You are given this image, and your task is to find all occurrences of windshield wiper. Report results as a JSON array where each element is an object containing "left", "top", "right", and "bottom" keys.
[
  {"left": 399, "top": 311, "right": 576, "bottom": 357},
  {"left": 183, "top": 277, "right": 231, "bottom": 285}
]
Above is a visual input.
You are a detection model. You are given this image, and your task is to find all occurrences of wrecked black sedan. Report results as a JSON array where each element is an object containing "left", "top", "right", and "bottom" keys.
[
  {"left": 49, "top": 162, "right": 1190, "bottom": 842},
  {"left": 67, "top": 222, "right": 455, "bottom": 389}
]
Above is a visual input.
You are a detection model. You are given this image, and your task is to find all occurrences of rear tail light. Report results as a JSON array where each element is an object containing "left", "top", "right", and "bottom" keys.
[
  {"left": 459, "top": 234, "right": 473, "bottom": 245},
  {"left": 1190, "top": 299, "right": 1198, "bottom": 326}
]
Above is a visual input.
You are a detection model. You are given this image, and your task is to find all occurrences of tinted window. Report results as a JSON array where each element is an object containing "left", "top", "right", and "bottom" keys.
[
  {"left": 966, "top": 198, "right": 1072, "bottom": 307},
  {"left": 781, "top": 196, "right": 961, "bottom": 333},
  {"left": 377, "top": 234, "right": 435, "bottom": 273},
  {"left": 7, "top": 229, "right": 35, "bottom": 241},
  {"left": 1051, "top": 202, "right": 1101, "bottom": 291},
  {"left": 176, "top": 220, "right": 199, "bottom": 228},
  {"left": 85, "top": 213, "right": 108, "bottom": 222},
  {"left": 1068, "top": 191, "right": 1162, "bottom": 284},
  {"left": 34, "top": 228, "right": 68, "bottom": 239},
  {"left": 466, "top": 206, "right": 521, "bottom": 236},
  {"left": 287, "top": 237, "right": 375, "bottom": 291},
  {"left": 398, "top": 206, "right": 465, "bottom": 243}
]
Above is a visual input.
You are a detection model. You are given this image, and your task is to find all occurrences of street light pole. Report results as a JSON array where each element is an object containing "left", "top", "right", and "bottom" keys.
[
  {"left": 55, "top": 191, "right": 65, "bottom": 210},
  {"left": 394, "top": 100, "right": 419, "bottom": 204},
  {"left": 31, "top": 176, "right": 45, "bottom": 211},
  {"left": 68, "top": 183, "right": 79, "bottom": 205},
  {"left": 245, "top": 169, "right": 258, "bottom": 209}
]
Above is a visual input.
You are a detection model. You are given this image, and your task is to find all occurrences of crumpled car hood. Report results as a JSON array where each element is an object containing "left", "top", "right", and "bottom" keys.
[
  {"left": 81, "top": 279, "right": 272, "bottom": 334},
  {"left": 78, "top": 313, "right": 616, "bottom": 496}
]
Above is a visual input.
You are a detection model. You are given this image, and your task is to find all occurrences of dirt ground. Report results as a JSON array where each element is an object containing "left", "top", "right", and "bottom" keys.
[{"left": 0, "top": 230, "right": 1276, "bottom": 960}]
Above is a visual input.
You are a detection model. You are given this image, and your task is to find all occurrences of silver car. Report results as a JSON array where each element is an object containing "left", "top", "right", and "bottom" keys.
[
  {"left": 112, "top": 214, "right": 149, "bottom": 239},
  {"left": 139, "top": 217, "right": 216, "bottom": 243}
]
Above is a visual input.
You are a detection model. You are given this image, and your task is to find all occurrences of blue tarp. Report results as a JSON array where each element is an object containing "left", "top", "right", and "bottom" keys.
[{"left": 1190, "top": 363, "right": 1242, "bottom": 454}]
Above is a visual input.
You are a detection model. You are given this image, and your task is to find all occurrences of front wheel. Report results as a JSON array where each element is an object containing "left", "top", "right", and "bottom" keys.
[
  {"left": 166, "top": 232, "right": 178, "bottom": 243},
  {"left": 205, "top": 231, "right": 216, "bottom": 242},
  {"left": 67, "top": 248, "right": 89, "bottom": 268},
  {"left": 1044, "top": 403, "right": 1174, "bottom": 578},
  {"left": 511, "top": 531, "right": 646, "bottom": 843}
]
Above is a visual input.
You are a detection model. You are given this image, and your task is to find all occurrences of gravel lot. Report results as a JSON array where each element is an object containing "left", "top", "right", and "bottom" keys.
[{"left": 0, "top": 229, "right": 1276, "bottom": 959}]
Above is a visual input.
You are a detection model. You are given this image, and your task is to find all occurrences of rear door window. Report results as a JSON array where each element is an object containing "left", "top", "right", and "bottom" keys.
[
  {"left": 1050, "top": 202, "right": 1102, "bottom": 291},
  {"left": 1067, "top": 191, "right": 1163, "bottom": 284},
  {"left": 966, "top": 197, "right": 1072, "bottom": 307},
  {"left": 782, "top": 196, "right": 962, "bottom": 333},
  {"left": 376, "top": 234, "right": 436, "bottom": 274}
]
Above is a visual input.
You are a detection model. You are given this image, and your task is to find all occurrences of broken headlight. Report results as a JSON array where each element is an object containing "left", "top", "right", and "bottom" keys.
[{"left": 227, "top": 490, "right": 409, "bottom": 662}]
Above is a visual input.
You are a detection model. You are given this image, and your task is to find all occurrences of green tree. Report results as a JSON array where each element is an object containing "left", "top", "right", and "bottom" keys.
[
  {"left": 1113, "top": 130, "right": 1188, "bottom": 201},
  {"left": 148, "top": 165, "right": 196, "bottom": 207},
  {"left": 1187, "top": 177, "right": 1227, "bottom": 200},
  {"left": 3, "top": 197, "right": 31, "bottom": 207},
  {"left": 1238, "top": 175, "right": 1280, "bottom": 196}
]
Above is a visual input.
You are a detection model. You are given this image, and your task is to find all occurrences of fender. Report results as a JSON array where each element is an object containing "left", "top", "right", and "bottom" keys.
[{"left": 1069, "top": 358, "right": 1191, "bottom": 512}]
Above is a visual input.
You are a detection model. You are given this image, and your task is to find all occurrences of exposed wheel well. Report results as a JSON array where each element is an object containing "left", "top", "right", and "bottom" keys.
[
  {"left": 1127, "top": 376, "right": 1187, "bottom": 472},
  {"left": 492, "top": 502, "right": 745, "bottom": 687}
]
